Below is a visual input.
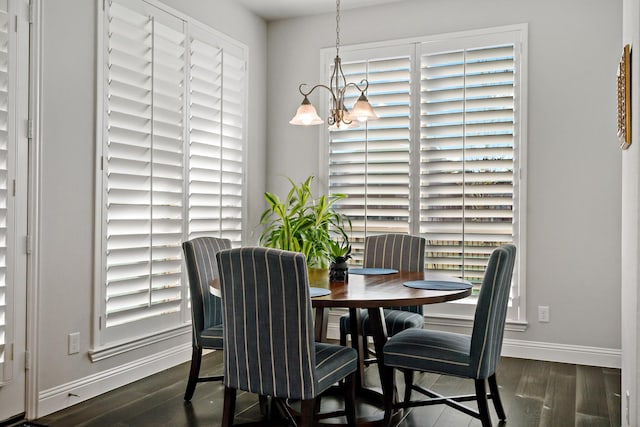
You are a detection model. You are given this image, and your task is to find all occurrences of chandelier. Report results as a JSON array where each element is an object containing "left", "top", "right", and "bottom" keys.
[{"left": 289, "top": 0, "right": 378, "bottom": 128}]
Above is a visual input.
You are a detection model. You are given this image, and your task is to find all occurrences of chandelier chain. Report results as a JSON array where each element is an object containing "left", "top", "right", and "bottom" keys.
[{"left": 335, "top": 0, "right": 340, "bottom": 56}]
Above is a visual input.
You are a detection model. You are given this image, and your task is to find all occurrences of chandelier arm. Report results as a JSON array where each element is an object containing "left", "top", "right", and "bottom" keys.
[
  {"left": 298, "top": 83, "right": 339, "bottom": 105},
  {"left": 344, "top": 79, "right": 370, "bottom": 94}
]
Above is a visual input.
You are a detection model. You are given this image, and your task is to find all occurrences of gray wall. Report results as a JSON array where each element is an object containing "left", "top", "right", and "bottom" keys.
[
  {"left": 34, "top": 0, "right": 625, "bottom": 418},
  {"left": 621, "top": 0, "right": 638, "bottom": 423},
  {"left": 37, "top": 0, "right": 266, "bottom": 394},
  {"left": 266, "top": 0, "right": 622, "bottom": 350}
]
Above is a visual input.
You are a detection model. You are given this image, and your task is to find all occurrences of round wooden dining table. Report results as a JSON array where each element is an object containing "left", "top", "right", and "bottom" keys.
[{"left": 311, "top": 270, "right": 472, "bottom": 426}]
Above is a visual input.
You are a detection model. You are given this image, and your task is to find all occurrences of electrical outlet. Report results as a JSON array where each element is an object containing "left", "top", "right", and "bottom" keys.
[
  {"left": 538, "top": 306, "right": 550, "bottom": 323},
  {"left": 68, "top": 332, "right": 80, "bottom": 355}
]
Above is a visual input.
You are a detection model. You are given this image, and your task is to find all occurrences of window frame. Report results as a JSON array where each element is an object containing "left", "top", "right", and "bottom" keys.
[
  {"left": 93, "top": 0, "right": 249, "bottom": 352},
  {"left": 319, "top": 24, "right": 528, "bottom": 326}
]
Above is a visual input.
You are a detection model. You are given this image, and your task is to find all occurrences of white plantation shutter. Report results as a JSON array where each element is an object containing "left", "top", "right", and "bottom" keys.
[
  {"left": 187, "top": 29, "right": 245, "bottom": 245},
  {"left": 219, "top": 52, "right": 245, "bottom": 244},
  {"left": 148, "top": 17, "right": 186, "bottom": 324},
  {"left": 105, "top": 1, "right": 185, "bottom": 333},
  {"left": 105, "top": 0, "right": 155, "bottom": 331},
  {"left": 188, "top": 38, "right": 222, "bottom": 240},
  {"left": 420, "top": 36, "right": 517, "bottom": 290},
  {"left": 323, "top": 27, "right": 524, "bottom": 317},
  {"left": 0, "top": 0, "right": 8, "bottom": 379},
  {"left": 101, "top": 0, "right": 246, "bottom": 342},
  {"left": 328, "top": 52, "right": 412, "bottom": 263}
]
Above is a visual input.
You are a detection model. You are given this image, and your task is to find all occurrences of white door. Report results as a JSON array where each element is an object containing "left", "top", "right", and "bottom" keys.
[{"left": 0, "top": 0, "right": 29, "bottom": 422}]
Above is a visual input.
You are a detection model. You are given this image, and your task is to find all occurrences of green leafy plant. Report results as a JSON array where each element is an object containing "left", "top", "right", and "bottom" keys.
[
  {"left": 328, "top": 239, "right": 352, "bottom": 264},
  {"left": 259, "top": 176, "right": 351, "bottom": 269}
]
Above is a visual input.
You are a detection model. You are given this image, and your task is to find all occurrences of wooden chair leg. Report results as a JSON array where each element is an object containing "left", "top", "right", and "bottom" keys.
[
  {"left": 300, "top": 398, "right": 316, "bottom": 427},
  {"left": 338, "top": 329, "right": 348, "bottom": 387},
  {"left": 349, "top": 308, "right": 366, "bottom": 389},
  {"left": 403, "top": 369, "right": 414, "bottom": 403},
  {"left": 364, "top": 335, "right": 379, "bottom": 365},
  {"left": 314, "top": 396, "right": 322, "bottom": 415},
  {"left": 488, "top": 373, "right": 506, "bottom": 420},
  {"left": 258, "top": 394, "right": 269, "bottom": 417},
  {"left": 221, "top": 386, "right": 237, "bottom": 427},
  {"left": 184, "top": 346, "right": 202, "bottom": 401},
  {"left": 340, "top": 330, "right": 347, "bottom": 346},
  {"left": 475, "top": 379, "right": 492, "bottom": 427},
  {"left": 382, "top": 366, "right": 395, "bottom": 427},
  {"left": 344, "top": 372, "right": 357, "bottom": 426}
]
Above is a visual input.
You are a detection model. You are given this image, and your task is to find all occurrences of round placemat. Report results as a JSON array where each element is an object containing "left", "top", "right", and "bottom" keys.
[
  {"left": 403, "top": 280, "right": 472, "bottom": 290},
  {"left": 309, "top": 287, "right": 331, "bottom": 297},
  {"left": 349, "top": 268, "right": 398, "bottom": 275}
]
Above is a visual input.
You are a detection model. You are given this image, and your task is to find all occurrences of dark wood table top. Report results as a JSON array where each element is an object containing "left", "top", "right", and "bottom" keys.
[{"left": 310, "top": 270, "right": 472, "bottom": 308}]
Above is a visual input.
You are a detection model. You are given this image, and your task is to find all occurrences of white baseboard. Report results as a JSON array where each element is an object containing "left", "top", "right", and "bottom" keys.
[
  {"left": 37, "top": 318, "right": 621, "bottom": 419},
  {"left": 501, "top": 338, "right": 621, "bottom": 368},
  {"left": 326, "top": 310, "right": 621, "bottom": 369},
  {"left": 37, "top": 343, "right": 192, "bottom": 418}
]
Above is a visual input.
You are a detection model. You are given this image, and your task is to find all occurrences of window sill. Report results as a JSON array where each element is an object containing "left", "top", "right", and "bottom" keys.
[
  {"left": 424, "top": 313, "right": 528, "bottom": 332},
  {"left": 325, "top": 308, "right": 528, "bottom": 340},
  {"left": 89, "top": 324, "right": 191, "bottom": 363}
]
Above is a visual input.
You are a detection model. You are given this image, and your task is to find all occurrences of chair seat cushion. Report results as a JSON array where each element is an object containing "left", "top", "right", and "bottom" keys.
[
  {"left": 383, "top": 328, "right": 473, "bottom": 378},
  {"left": 339, "top": 308, "right": 425, "bottom": 338},
  {"left": 315, "top": 342, "right": 357, "bottom": 395},
  {"left": 198, "top": 324, "right": 224, "bottom": 349}
]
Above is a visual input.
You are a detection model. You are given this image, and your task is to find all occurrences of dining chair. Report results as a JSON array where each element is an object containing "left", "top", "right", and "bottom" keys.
[
  {"left": 181, "top": 236, "right": 231, "bottom": 401},
  {"left": 339, "top": 234, "right": 426, "bottom": 348},
  {"left": 382, "top": 244, "right": 517, "bottom": 427},
  {"left": 217, "top": 247, "right": 358, "bottom": 427}
]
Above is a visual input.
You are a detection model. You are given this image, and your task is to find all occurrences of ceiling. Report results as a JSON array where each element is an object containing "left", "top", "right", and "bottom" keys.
[{"left": 235, "top": 0, "right": 407, "bottom": 21}]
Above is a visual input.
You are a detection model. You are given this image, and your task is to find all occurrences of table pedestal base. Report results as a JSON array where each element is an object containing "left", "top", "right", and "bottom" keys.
[{"left": 282, "top": 386, "right": 408, "bottom": 427}]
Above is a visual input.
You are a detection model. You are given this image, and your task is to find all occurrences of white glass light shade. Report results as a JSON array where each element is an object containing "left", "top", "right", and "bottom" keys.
[
  {"left": 327, "top": 107, "right": 359, "bottom": 131},
  {"left": 350, "top": 93, "right": 379, "bottom": 122},
  {"left": 329, "top": 121, "right": 360, "bottom": 130},
  {"left": 289, "top": 97, "right": 324, "bottom": 125}
]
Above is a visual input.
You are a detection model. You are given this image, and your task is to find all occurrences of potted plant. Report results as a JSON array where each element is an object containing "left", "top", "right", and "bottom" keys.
[
  {"left": 328, "top": 239, "right": 351, "bottom": 282},
  {"left": 259, "top": 176, "right": 351, "bottom": 285}
]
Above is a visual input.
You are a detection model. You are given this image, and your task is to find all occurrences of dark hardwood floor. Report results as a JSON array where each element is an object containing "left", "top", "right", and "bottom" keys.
[{"left": 36, "top": 351, "right": 621, "bottom": 427}]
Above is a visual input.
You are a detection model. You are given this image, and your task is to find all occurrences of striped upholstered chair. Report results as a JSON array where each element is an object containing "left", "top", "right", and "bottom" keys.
[
  {"left": 181, "top": 237, "right": 231, "bottom": 401},
  {"left": 382, "top": 244, "right": 516, "bottom": 427},
  {"left": 339, "top": 234, "right": 426, "bottom": 347},
  {"left": 217, "top": 247, "right": 357, "bottom": 426}
]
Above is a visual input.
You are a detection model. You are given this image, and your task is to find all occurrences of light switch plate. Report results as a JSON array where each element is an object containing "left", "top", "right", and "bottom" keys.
[
  {"left": 68, "top": 332, "right": 80, "bottom": 355},
  {"left": 538, "top": 306, "right": 549, "bottom": 323}
]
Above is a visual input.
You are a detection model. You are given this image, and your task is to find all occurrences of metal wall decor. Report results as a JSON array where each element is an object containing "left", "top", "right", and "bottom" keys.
[{"left": 618, "top": 44, "right": 631, "bottom": 150}]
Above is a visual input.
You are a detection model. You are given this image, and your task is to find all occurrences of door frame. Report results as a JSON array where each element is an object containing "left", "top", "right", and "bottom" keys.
[{"left": 25, "top": 0, "right": 42, "bottom": 419}]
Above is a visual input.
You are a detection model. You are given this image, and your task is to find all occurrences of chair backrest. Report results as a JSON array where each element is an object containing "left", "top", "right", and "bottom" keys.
[
  {"left": 364, "top": 234, "right": 426, "bottom": 313},
  {"left": 182, "top": 237, "right": 231, "bottom": 346},
  {"left": 217, "top": 247, "right": 318, "bottom": 400},
  {"left": 364, "top": 234, "right": 425, "bottom": 272},
  {"left": 469, "top": 244, "right": 517, "bottom": 379}
]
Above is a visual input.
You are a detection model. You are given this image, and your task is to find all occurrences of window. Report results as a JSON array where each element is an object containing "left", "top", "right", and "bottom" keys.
[
  {"left": 97, "top": 0, "right": 247, "bottom": 345},
  {"left": 322, "top": 26, "right": 526, "bottom": 322},
  {"left": 420, "top": 35, "right": 518, "bottom": 290}
]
